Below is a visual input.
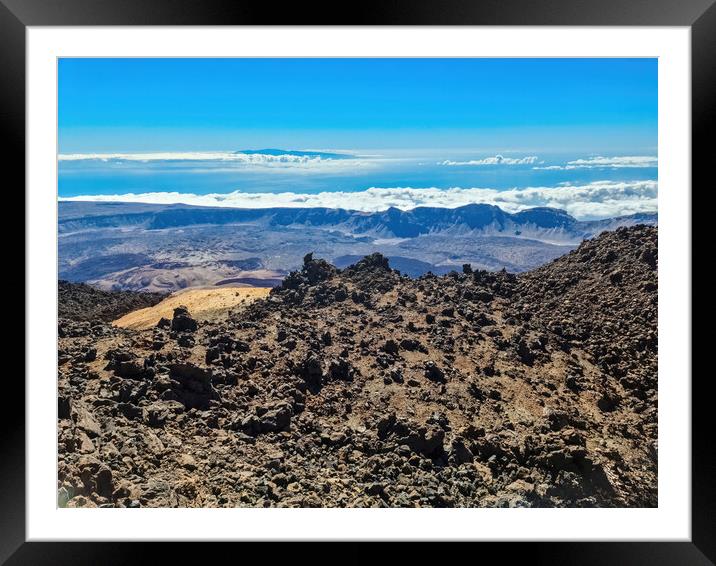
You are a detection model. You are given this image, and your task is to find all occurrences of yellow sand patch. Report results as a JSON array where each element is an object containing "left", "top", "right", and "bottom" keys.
[{"left": 112, "top": 286, "right": 271, "bottom": 330}]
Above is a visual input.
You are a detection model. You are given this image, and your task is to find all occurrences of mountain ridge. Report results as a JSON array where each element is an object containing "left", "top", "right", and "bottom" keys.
[
  {"left": 59, "top": 201, "right": 656, "bottom": 243},
  {"left": 58, "top": 201, "right": 657, "bottom": 291}
]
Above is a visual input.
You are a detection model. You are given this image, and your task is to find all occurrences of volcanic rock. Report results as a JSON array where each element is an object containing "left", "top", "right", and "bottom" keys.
[{"left": 57, "top": 226, "right": 658, "bottom": 508}]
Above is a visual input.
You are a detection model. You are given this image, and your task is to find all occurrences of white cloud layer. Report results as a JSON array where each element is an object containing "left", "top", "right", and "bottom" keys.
[
  {"left": 60, "top": 180, "right": 657, "bottom": 221},
  {"left": 58, "top": 151, "right": 350, "bottom": 167},
  {"left": 439, "top": 155, "right": 540, "bottom": 166},
  {"left": 534, "top": 155, "right": 658, "bottom": 170}
]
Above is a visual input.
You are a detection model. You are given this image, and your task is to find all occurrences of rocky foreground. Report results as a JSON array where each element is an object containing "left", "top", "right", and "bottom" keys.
[{"left": 57, "top": 225, "right": 657, "bottom": 508}]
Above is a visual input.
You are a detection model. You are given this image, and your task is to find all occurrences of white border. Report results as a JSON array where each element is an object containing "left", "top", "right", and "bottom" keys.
[{"left": 27, "top": 26, "right": 691, "bottom": 541}]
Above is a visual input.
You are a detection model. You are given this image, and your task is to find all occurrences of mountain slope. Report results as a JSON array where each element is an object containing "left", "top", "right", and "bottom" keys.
[
  {"left": 57, "top": 225, "right": 657, "bottom": 508},
  {"left": 112, "top": 286, "right": 271, "bottom": 330}
]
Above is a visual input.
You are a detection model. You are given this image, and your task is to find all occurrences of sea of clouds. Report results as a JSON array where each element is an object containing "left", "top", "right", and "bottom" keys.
[
  {"left": 59, "top": 180, "right": 657, "bottom": 221},
  {"left": 533, "top": 155, "right": 658, "bottom": 170},
  {"left": 58, "top": 151, "right": 349, "bottom": 166},
  {"left": 439, "top": 155, "right": 541, "bottom": 166},
  {"left": 58, "top": 151, "right": 658, "bottom": 179}
]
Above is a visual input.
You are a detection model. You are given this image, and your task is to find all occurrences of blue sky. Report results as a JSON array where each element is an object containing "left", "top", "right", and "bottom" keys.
[
  {"left": 59, "top": 58, "right": 657, "bottom": 153},
  {"left": 58, "top": 58, "right": 658, "bottom": 220}
]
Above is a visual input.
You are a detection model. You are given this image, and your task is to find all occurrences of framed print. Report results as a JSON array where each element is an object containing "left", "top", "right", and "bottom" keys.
[{"left": 5, "top": 0, "right": 713, "bottom": 563}]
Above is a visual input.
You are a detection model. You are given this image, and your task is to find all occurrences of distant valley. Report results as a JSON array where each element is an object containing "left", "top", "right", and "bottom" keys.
[{"left": 58, "top": 201, "right": 657, "bottom": 292}]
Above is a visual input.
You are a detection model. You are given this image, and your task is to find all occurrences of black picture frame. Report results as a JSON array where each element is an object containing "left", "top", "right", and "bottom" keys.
[{"left": 4, "top": 1, "right": 711, "bottom": 563}]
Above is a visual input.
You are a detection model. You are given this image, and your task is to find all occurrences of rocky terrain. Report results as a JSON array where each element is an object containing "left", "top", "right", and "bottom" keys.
[{"left": 57, "top": 225, "right": 657, "bottom": 508}]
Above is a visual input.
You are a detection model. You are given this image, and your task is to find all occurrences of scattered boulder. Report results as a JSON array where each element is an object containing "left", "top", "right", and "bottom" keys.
[
  {"left": 424, "top": 361, "right": 446, "bottom": 383},
  {"left": 295, "top": 354, "right": 323, "bottom": 391},
  {"left": 328, "top": 358, "right": 354, "bottom": 382},
  {"left": 171, "top": 306, "right": 198, "bottom": 333},
  {"left": 234, "top": 404, "right": 292, "bottom": 436},
  {"left": 383, "top": 340, "right": 400, "bottom": 356},
  {"left": 166, "top": 362, "right": 219, "bottom": 409},
  {"left": 78, "top": 456, "right": 114, "bottom": 498}
]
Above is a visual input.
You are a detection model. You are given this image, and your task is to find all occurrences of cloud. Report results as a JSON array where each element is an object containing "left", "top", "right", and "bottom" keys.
[
  {"left": 58, "top": 150, "right": 353, "bottom": 167},
  {"left": 59, "top": 180, "right": 657, "bottom": 221},
  {"left": 439, "top": 155, "right": 540, "bottom": 166},
  {"left": 534, "top": 155, "right": 657, "bottom": 170}
]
